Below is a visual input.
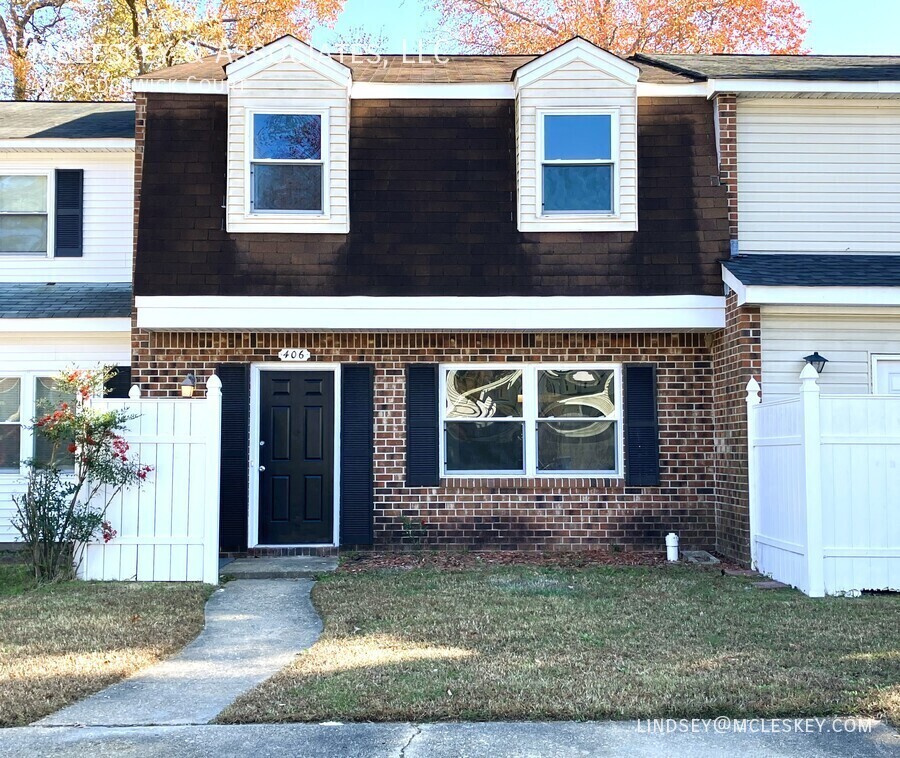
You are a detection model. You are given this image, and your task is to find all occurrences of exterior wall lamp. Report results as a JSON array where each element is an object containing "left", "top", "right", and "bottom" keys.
[
  {"left": 181, "top": 373, "right": 197, "bottom": 397},
  {"left": 803, "top": 352, "right": 829, "bottom": 374}
]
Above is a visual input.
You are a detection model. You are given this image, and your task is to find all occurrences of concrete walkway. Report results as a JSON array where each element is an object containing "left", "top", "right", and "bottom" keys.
[
  {"left": 37, "top": 579, "right": 322, "bottom": 727},
  {"left": 221, "top": 555, "right": 338, "bottom": 580},
  {"left": 2, "top": 720, "right": 898, "bottom": 757}
]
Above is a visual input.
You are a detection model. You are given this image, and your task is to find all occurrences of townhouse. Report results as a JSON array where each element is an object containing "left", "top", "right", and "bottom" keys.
[
  {"left": 0, "top": 102, "right": 135, "bottom": 542},
  {"left": 5, "top": 38, "right": 900, "bottom": 569}
]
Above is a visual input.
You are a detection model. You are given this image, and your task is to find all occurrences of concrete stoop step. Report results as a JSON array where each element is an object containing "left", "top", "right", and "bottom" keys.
[{"left": 220, "top": 556, "right": 338, "bottom": 580}]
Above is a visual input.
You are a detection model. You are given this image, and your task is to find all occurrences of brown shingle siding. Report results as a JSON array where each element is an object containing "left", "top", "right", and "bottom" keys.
[{"left": 135, "top": 94, "right": 728, "bottom": 297}]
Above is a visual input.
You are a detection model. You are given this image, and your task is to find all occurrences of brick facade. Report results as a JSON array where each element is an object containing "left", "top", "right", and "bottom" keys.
[
  {"left": 133, "top": 94, "right": 729, "bottom": 298},
  {"left": 715, "top": 93, "right": 739, "bottom": 242},
  {"left": 132, "top": 330, "right": 718, "bottom": 551},
  {"left": 710, "top": 292, "right": 760, "bottom": 563}
]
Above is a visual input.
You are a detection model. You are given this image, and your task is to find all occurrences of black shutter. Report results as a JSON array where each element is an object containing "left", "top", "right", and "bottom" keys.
[
  {"left": 406, "top": 364, "right": 440, "bottom": 486},
  {"left": 105, "top": 366, "right": 132, "bottom": 398},
  {"left": 340, "top": 365, "right": 374, "bottom": 546},
  {"left": 54, "top": 169, "right": 84, "bottom": 258},
  {"left": 217, "top": 364, "right": 250, "bottom": 552},
  {"left": 624, "top": 364, "right": 660, "bottom": 487}
]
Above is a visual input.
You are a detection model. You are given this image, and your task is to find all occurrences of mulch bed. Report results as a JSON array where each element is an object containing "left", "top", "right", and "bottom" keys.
[{"left": 338, "top": 549, "right": 743, "bottom": 573}]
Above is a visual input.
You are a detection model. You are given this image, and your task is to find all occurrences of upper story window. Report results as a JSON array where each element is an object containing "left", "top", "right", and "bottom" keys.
[
  {"left": 0, "top": 173, "right": 50, "bottom": 256},
  {"left": 541, "top": 112, "right": 617, "bottom": 215},
  {"left": 251, "top": 113, "right": 325, "bottom": 214}
]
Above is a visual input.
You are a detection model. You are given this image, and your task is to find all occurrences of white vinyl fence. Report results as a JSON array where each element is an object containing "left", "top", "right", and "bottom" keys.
[
  {"left": 76, "top": 375, "right": 222, "bottom": 584},
  {"left": 748, "top": 365, "right": 900, "bottom": 596}
]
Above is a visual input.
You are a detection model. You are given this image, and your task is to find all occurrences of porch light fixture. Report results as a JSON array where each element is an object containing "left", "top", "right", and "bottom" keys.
[
  {"left": 180, "top": 373, "right": 197, "bottom": 398},
  {"left": 803, "top": 352, "right": 829, "bottom": 374}
]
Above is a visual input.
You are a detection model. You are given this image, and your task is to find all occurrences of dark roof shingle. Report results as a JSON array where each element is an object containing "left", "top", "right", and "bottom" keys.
[
  {"left": 0, "top": 282, "right": 132, "bottom": 318},
  {"left": 0, "top": 102, "right": 135, "bottom": 139},
  {"left": 638, "top": 54, "right": 900, "bottom": 81},
  {"left": 136, "top": 50, "right": 696, "bottom": 84},
  {"left": 723, "top": 255, "right": 900, "bottom": 287}
]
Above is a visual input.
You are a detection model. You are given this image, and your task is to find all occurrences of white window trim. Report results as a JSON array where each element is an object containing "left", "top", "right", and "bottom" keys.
[
  {"left": 0, "top": 168, "right": 54, "bottom": 259},
  {"left": 439, "top": 363, "right": 624, "bottom": 479},
  {"left": 871, "top": 354, "right": 900, "bottom": 394},
  {"left": 244, "top": 109, "right": 331, "bottom": 221},
  {"left": 536, "top": 109, "right": 621, "bottom": 221},
  {"left": 0, "top": 372, "right": 71, "bottom": 476}
]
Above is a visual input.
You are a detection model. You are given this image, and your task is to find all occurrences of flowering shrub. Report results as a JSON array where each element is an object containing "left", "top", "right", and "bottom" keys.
[{"left": 12, "top": 366, "right": 153, "bottom": 582}]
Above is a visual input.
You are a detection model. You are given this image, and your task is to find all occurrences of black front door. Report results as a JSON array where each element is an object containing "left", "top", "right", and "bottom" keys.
[{"left": 258, "top": 370, "right": 335, "bottom": 544}]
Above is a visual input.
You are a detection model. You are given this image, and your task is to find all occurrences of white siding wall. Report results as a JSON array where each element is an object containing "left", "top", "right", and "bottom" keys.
[
  {"left": 517, "top": 59, "right": 638, "bottom": 232},
  {"left": 227, "top": 58, "right": 350, "bottom": 234},
  {"left": 761, "top": 307, "right": 900, "bottom": 399},
  {"left": 0, "top": 331, "right": 130, "bottom": 542},
  {"left": 0, "top": 151, "right": 133, "bottom": 282},
  {"left": 737, "top": 99, "right": 900, "bottom": 253}
]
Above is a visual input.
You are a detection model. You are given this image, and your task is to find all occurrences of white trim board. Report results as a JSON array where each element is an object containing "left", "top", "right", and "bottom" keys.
[
  {"left": 0, "top": 318, "right": 131, "bottom": 332},
  {"left": 135, "top": 295, "right": 725, "bottom": 331},
  {"left": 133, "top": 78, "right": 707, "bottom": 99},
  {"left": 723, "top": 267, "right": 900, "bottom": 307},
  {"left": 247, "top": 363, "right": 341, "bottom": 549},
  {"left": 0, "top": 139, "right": 134, "bottom": 152}
]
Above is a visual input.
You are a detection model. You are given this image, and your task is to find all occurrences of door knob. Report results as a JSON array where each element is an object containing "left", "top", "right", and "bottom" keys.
[{"left": 259, "top": 465, "right": 266, "bottom": 472}]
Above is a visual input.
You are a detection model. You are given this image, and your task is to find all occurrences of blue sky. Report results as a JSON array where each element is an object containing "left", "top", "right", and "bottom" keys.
[{"left": 311, "top": 0, "right": 900, "bottom": 54}]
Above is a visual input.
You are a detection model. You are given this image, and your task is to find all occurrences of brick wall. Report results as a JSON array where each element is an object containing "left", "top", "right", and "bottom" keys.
[
  {"left": 132, "top": 330, "right": 718, "bottom": 551},
  {"left": 715, "top": 93, "right": 738, "bottom": 241},
  {"left": 710, "top": 292, "right": 760, "bottom": 563},
  {"left": 134, "top": 94, "right": 729, "bottom": 297}
]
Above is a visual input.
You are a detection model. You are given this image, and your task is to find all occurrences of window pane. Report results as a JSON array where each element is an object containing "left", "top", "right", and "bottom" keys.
[
  {"left": 537, "top": 420, "right": 617, "bottom": 472},
  {"left": 0, "top": 424, "right": 20, "bottom": 472},
  {"left": 544, "top": 115, "right": 611, "bottom": 160},
  {"left": 0, "top": 175, "right": 47, "bottom": 212},
  {"left": 543, "top": 165, "right": 612, "bottom": 212},
  {"left": 0, "top": 378, "right": 20, "bottom": 422},
  {"left": 539, "top": 369, "right": 615, "bottom": 418},
  {"left": 252, "top": 164, "right": 323, "bottom": 212},
  {"left": 254, "top": 114, "right": 321, "bottom": 160},
  {"left": 446, "top": 421, "right": 524, "bottom": 472},
  {"left": 445, "top": 369, "right": 523, "bottom": 419},
  {"left": 34, "top": 378, "right": 74, "bottom": 469},
  {"left": 0, "top": 215, "right": 48, "bottom": 253}
]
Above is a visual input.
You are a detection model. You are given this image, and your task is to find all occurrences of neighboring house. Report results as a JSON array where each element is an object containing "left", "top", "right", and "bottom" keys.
[
  {"left": 128, "top": 37, "right": 900, "bottom": 565},
  {"left": 0, "top": 102, "right": 135, "bottom": 543}
]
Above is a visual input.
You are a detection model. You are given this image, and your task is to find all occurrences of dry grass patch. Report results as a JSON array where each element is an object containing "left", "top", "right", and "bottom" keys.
[
  {"left": 0, "top": 563, "right": 211, "bottom": 726},
  {"left": 220, "top": 565, "right": 900, "bottom": 724}
]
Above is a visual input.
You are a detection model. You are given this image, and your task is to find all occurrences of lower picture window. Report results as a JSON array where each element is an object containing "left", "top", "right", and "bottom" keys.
[{"left": 442, "top": 365, "right": 621, "bottom": 476}]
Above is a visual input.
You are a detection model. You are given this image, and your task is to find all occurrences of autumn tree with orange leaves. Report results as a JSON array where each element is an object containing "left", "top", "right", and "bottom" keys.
[
  {"left": 433, "top": 0, "right": 808, "bottom": 55},
  {"left": 5, "top": 0, "right": 346, "bottom": 100}
]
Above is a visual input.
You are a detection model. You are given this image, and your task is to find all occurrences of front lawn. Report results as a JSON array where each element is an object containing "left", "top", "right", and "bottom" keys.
[
  {"left": 220, "top": 559, "right": 900, "bottom": 724},
  {"left": 0, "top": 562, "right": 211, "bottom": 726}
]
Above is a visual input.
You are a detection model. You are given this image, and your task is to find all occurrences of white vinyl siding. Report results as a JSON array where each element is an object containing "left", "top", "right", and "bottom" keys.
[
  {"left": 737, "top": 99, "right": 900, "bottom": 253},
  {"left": 760, "top": 307, "right": 900, "bottom": 400},
  {"left": 0, "top": 331, "right": 130, "bottom": 542},
  {"left": 0, "top": 151, "right": 133, "bottom": 283},
  {"left": 517, "top": 59, "right": 637, "bottom": 232},
  {"left": 227, "top": 57, "right": 350, "bottom": 234}
]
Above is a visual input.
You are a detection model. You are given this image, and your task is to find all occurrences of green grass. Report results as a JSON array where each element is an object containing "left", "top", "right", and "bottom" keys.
[
  {"left": 0, "top": 563, "right": 211, "bottom": 727},
  {"left": 219, "top": 564, "right": 900, "bottom": 724}
]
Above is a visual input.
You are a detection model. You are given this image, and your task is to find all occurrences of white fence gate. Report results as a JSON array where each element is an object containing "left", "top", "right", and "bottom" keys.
[
  {"left": 76, "top": 376, "right": 222, "bottom": 584},
  {"left": 748, "top": 365, "right": 900, "bottom": 596}
]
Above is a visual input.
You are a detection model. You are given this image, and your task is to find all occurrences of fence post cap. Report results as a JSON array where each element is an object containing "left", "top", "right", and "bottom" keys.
[
  {"left": 800, "top": 363, "right": 821, "bottom": 387},
  {"left": 206, "top": 374, "right": 222, "bottom": 394},
  {"left": 128, "top": 384, "right": 141, "bottom": 399},
  {"left": 745, "top": 377, "right": 761, "bottom": 402}
]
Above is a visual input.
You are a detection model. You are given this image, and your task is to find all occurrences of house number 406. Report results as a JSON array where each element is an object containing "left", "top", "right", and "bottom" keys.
[{"left": 278, "top": 348, "right": 311, "bottom": 362}]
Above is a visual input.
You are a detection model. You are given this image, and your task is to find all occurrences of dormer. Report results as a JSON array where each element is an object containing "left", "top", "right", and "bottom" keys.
[
  {"left": 514, "top": 38, "right": 639, "bottom": 232},
  {"left": 225, "top": 36, "right": 351, "bottom": 234}
]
